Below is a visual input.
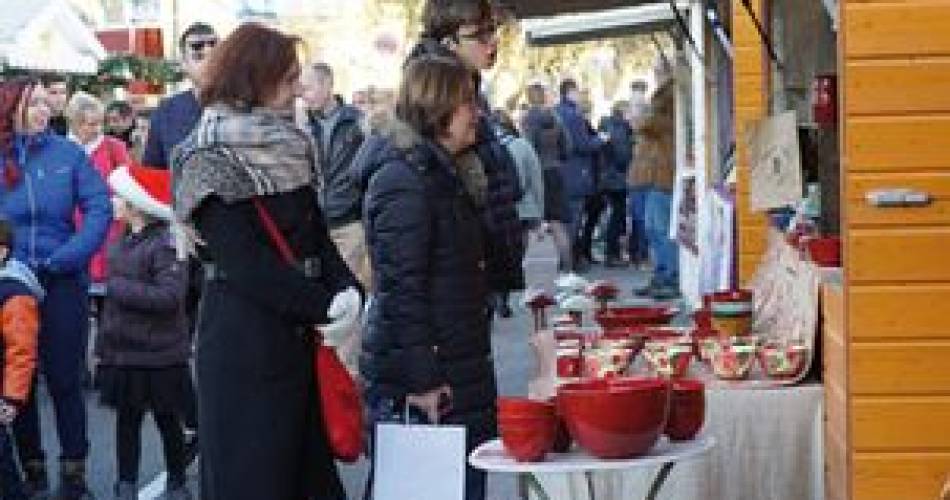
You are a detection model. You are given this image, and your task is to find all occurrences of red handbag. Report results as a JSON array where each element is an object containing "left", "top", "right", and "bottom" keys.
[{"left": 252, "top": 198, "right": 364, "bottom": 463}]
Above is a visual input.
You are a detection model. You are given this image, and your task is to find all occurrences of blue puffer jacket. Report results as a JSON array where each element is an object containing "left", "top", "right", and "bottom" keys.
[{"left": 0, "top": 132, "right": 112, "bottom": 276}]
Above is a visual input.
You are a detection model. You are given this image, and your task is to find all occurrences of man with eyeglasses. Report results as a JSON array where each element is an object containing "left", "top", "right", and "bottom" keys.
[
  {"left": 141, "top": 21, "right": 218, "bottom": 470},
  {"left": 406, "top": 0, "right": 526, "bottom": 320},
  {"left": 396, "top": 2, "right": 524, "bottom": 500},
  {"left": 142, "top": 22, "right": 217, "bottom": 169}
]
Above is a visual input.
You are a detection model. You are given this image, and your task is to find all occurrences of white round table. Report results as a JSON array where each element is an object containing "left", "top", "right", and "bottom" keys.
[{"left": 469, "top": 436, "right": 715, "bottom": 500}]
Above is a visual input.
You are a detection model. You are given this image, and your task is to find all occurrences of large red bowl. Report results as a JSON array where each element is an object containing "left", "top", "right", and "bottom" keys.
[
  {"left": 595, "top": 306, "right": 677, "bottom": 330},
  {"left": 665, "top": 379, "right": 705, "bottom": 441},
  {"left": 557, "top": 378, "right": 670, "bottom": 459}
]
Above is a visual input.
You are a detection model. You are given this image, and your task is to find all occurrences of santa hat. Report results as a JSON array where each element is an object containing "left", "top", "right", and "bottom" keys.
[{"left": 108, "top": 164, "right": 173, "bottom": 222}]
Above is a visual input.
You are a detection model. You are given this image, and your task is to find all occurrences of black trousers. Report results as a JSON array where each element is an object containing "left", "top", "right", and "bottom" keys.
[
  {"left": 578, "top": 193, "right": 607, "bottom": 261},
  {"left": 116, "top": 406, "right": 185, "bottom": 485}
]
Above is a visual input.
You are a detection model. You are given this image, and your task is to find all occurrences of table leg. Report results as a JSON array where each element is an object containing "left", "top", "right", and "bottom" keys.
[
  {"left": 519, "top": 472, "right": 552, "bottom": 500},
  {"left": 585, "top": 471, "right": 596, "bottom": 500},
  {"left": 644, "top": 462, "right": 676, "bottom": 500}
]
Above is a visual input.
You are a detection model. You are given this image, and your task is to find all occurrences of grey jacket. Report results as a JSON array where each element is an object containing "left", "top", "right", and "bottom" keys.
[
  {"left": 502, "top": 136, "right": 545, "bottom": 222},
  {"left": 308, "top": 100, "right": 366, "bottom": 228}
]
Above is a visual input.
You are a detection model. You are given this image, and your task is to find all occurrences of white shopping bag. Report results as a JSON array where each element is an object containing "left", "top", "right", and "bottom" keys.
[{"left": 373, "top": 423, "right": 467, "bottom": 500}]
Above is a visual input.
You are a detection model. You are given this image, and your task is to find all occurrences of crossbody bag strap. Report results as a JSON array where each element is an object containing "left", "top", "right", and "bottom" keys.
[{"left": 251, "top": 198, "right": 296, "bottom": 265}]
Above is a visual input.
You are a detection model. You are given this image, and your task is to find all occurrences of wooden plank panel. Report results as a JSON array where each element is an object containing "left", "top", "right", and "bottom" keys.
[
  {"left": 848, "top": 228, "right": 950, "bottom": 283},
  {"left": 847, "top": 172, "right": 950, "bottom": 226},
  {"left": 852, "top": 396, "right": 950, "bottom": 450},
  {"left": 853, "top": 453, "right": 950, "bottom": 500},
  {"left": 850, "top": 285, "right": 950, "bottom": 339},
  {"left": 846, "top": 60, "right": 950, "bottom": 116},
  {"left": 845, "top": 3, "right": 950, "bottom": 58},
  {"left": 825, "top": 434, "right": 848, "bottom": 500},
  {"left": 851, "top": 342, "right": 950, "bottom": 395},
  {"left": 735, "top": 47, "right": 764, "bottom": 76},
  {"left": 739, "top": 253, "right": 761, "bottom": 283},
  {"left": 739, "top": 225, "right": 768, "bottom": 254},
  {"left": 847, "top": 116, "right": 950, "bottom": 172},
  {"left": 826, "top": 380, "right": 849, "bottom": 450},
  {"left": 823, "top": 283, "right": 845, "bottom": 338}
]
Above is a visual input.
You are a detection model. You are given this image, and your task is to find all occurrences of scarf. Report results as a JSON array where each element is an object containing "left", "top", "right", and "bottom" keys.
[{"left": 170, "top": 105, "right": 318, "bottom": 257}]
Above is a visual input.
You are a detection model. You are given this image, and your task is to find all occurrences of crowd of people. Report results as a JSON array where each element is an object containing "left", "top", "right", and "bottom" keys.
[{"left": 0, "top": 0, "right": 680, "bottom": 499}]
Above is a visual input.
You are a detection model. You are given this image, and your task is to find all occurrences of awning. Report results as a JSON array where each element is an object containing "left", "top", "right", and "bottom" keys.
[
  {"left": 521, "top": 2, "right": 686, "bottom": 47},
  {"left": 0, "top": 0, "right": 106, "bottom": 74},
  {"left": 1, "top": 43, "right": 100, "bottom": 74},
  {"left": 505, "top": 0, "right": 660, "bottom": 19}
]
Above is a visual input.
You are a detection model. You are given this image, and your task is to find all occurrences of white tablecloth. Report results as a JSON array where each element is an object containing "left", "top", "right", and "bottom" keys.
[{"left": 532, "top": 384, "right": 824, "bottom": 500}]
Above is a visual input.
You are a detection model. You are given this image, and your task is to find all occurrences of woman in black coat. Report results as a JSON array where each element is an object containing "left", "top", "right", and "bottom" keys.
[
  {"left": 170, "top": 24, "right": 360, "bottom": 500},
  {"left": 358, "top": 56, "right": 495, "bottom": 500}
]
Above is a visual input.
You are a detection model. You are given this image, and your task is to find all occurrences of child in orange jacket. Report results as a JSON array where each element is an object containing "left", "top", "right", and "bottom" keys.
[{"left": 0, "top": 218, "right": 43, "bottom": 499}]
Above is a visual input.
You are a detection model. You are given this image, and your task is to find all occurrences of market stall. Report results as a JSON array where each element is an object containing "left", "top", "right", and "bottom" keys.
[{"left": 0, "top": 0, "right": 106, "bottom": 75}]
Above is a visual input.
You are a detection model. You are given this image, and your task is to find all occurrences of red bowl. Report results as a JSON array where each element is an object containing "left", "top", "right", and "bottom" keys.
[
  {"left": 708, "top": 289, "right": 753, "bottom": 304},
  {"left": 595, "top": 307, "right": 676, "bottom": 330},
  {"left": 693, "top": 308, "right": 713, "bottom": 331},
  {"left": 666, "top": 379, "right": 705, "bottom": 441},
  {"left": 806, "top": 237, "right": 841, "bottom": 267},
  {"left": 557, "top": 377, "right": 670, "bottom": 459},
  {"left": 498, "top": 397, "right": 556, "bottom": 419},
  {"left": 498, "top": 423, "right": 556, "bottom": 462}
]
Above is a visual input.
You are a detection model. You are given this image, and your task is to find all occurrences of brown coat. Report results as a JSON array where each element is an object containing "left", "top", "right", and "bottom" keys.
[{"left": 630, "top": 83, "right": 676, "bottom": 192}]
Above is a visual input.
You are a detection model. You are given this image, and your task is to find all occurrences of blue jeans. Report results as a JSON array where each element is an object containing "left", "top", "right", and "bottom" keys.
[
  {"left": 645, "top": 189, "right": 679, "bottom": 287},
  {"left": 14, "top": 273, "right": 90, "bottom": 463},
  {"left": 0, "top": 425, "right": 26, "bottom": 500},
  {"left": 627, "top": 186, "right": 650, "bottom": 263}
]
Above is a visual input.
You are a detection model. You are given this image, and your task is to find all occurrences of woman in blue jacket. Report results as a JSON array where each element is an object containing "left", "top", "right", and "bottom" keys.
[{"left": 0, "top": 78, "right": 112, "bottom": 499}]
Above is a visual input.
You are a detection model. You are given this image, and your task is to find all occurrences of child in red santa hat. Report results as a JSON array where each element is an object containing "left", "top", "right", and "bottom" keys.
[{"left": 96, "top": 164, "right": 192, "bottom": 500}]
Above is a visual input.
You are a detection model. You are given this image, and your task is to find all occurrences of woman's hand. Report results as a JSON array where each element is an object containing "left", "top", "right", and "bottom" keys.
[{"left": 405, "top": 385, "right": 452, "bottom": 424}]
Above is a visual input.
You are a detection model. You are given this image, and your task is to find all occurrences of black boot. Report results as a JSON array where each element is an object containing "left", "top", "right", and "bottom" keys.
[
  {"left": 55, "top": 460, "right": 94, "bottom": 500},
  {"left": 22, "top": 460, "right": 49, "bottom": 499}
]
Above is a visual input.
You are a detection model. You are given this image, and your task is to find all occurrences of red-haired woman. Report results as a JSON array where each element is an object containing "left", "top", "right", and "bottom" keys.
[
  {"left": 172, "top": 24, "right": 361, "bottom": 500},
  {"left": 0, "top": 77, "right": 112, "bottom": 498}
]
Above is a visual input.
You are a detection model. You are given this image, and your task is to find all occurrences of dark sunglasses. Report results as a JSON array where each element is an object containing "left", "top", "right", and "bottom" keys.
[
  {"left": 188, "top": 39, "right": 218, "bottom": 52},
  {"left": 456, "top": 24, "right": 499, "bottom": 44}
]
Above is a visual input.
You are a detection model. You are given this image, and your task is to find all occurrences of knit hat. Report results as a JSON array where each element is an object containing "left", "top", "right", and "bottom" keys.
[{"left": 108, "top": 164, "right": 173, "bottom": 221}]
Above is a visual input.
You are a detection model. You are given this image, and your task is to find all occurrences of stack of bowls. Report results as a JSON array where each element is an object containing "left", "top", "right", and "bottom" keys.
[
  {"left": 708, "top": 290, "right": 754, "bottom": 338},
  {"left": 497, "top": 398, "right": 557, "bottom": 462},
  {"left": 557, "top": 378, "right": 670, "bottom": 459}
]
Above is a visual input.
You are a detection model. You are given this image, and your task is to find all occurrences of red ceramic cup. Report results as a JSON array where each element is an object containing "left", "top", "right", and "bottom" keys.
[{"left": 665, "top": 379, "right": 705, "bottom": 441}]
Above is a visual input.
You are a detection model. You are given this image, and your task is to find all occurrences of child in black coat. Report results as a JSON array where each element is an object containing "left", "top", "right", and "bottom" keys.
[{"left": 96, "top": 165, "right": 191, "bottom": 500}]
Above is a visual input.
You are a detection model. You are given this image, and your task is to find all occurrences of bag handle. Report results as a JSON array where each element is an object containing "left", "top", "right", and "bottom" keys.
[{"left": 251, "top": 198, "right": 296, "bottom": 265}]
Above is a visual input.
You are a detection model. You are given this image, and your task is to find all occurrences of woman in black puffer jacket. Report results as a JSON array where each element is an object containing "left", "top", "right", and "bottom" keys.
[{"left": 357, "top": 56, "right": 496, "bottom": 500}]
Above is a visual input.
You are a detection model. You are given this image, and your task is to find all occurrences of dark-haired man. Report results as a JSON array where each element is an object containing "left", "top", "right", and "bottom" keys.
[
  {"left": 44, "top": 75, "right": 70, "bottom": 136},
  {"left": 141, "top": 21, "right": 218, "bottom": 468},
  {"left": 142, "top": 22, "right": 218, "bottom": 168},
  {"left": 105, "top": 101, "right": 136, "bottom": 149},
  {"left": 407, "top": 0, "right": 526, "bottom": 321},
  {"left": 557, "top": 78, "right": 606, "bottom": 270}
]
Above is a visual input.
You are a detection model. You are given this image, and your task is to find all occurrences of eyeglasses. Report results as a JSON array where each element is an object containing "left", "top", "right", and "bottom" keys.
[
  {"left": 457, "top": 24, "right": 499, "bottom": 45},
  {"left": 187, "top": 39, "right": 218, "bottom": 52}
]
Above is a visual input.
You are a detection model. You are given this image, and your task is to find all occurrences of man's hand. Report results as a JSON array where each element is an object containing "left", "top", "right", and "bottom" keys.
[{"left": 405, "top": 385, "right": 452, "bottom": 424}]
